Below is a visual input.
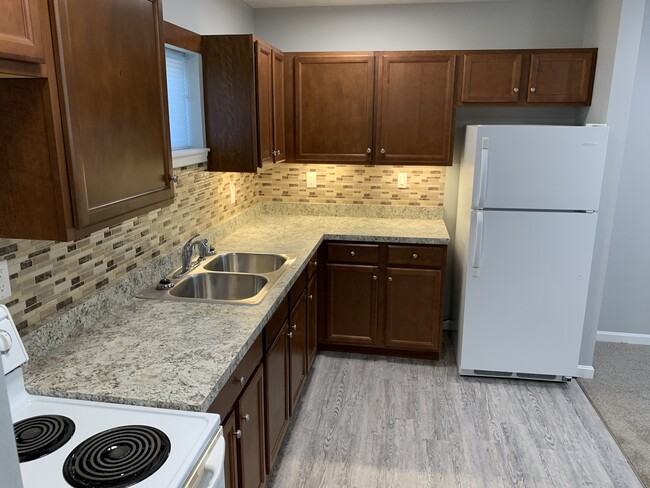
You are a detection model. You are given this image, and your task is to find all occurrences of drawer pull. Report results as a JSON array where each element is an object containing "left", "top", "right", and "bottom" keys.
[
  {"left": 242, "top": 414, "right": 250, "bottom": 423},
  {"left": 372, "top": 275, "right": 377, "bottom": 281},
  {"left": 291, "top": 324, "right": 297, "bottom": 331},
  {"left": 308, "top": 294, "right": 313, "bottom": 300},
  {"left": 239, "top": 376, "right": 245, "bottom": 386},
  {"left": 412, "top": 253, "right": 418, "bottom": 259},
  {"left": 388, "top": 276, "right": 393, "bottom": 282},
  {"left": 350, "top": 251, "right": 355, "bottom": 257},
  {"left": 287, "top": 332, "right": 293, "bottom": 339},
  {"left": 235, "top": 429, "right": 242, "bottom": 439}
]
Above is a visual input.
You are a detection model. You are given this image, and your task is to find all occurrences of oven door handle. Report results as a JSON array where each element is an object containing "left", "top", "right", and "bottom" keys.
[{"left": 201, "top": 429, "right": 226, "bottom": 488}]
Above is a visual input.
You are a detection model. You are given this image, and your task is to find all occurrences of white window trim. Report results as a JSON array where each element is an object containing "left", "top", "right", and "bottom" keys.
[{"left": 165, "top": 44, "right": 209, "bottom": 168}]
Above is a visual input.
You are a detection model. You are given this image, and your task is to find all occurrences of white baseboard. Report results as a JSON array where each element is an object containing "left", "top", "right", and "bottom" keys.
[
  {"left": 576, "top": 365, "right": 595, "bottom": 379},
  {"left": 596, "top": 330, "right": 650, "bottom": 345}
]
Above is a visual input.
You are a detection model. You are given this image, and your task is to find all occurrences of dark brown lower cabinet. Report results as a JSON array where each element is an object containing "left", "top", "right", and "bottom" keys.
[
  {"left": 326, "top": 263, "right": 379, "bottom": 345},
  {"left": 223, "top": 413, "right": 239, "bottom": 488},
  {"left": 237, "top": 366, "right": 266, "bottom": 488},
  {"left": 322, "top": 242, "right": 447, "bottom": 358},
  {"left": 264, "top": 320, "right": 289, "bottom": 473},
  {"left": 385, "top": 267, "right": 443, "bottom": 350},
  {"left": 306, "top": 273, "right": 318, "bottom": 371},
  {"left": 289, "top": 293, "right": 307, "bottom": 412}
]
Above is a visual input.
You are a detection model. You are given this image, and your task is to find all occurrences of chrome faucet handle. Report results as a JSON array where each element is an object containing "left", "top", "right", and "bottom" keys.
[{"left": 197, "top": 239, "right": 216, "bottom": 259}]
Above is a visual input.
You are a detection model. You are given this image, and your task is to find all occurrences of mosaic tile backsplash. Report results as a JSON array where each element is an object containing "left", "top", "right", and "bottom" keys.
[{"left": 0, "top": 162, "right": 445, "bottom": 335}]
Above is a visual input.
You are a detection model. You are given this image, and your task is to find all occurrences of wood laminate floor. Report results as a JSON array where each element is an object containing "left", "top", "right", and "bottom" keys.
[{"left": 268, "top": 337, "right": 641, "bottom": 488}]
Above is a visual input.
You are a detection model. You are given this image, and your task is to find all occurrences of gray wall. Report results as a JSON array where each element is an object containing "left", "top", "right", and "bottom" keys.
[
  {"left": 254, "top": 0, "right": 588, "bottom": 51},
  {"left": 162, "top": 0, "right": 254, "bottom": 34},
  {"left": 598, "top": 2, "right": 650, "bottom": 337}
]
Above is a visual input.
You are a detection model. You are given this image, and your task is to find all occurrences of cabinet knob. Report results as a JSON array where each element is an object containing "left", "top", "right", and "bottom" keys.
[
  {"left": 308, "top": 294, "right": 313, "bottom": 300},
  {"left": 367, "top": 148, "right": 372, "bottom": 154},
  {"left": 314, "top": 261, "right": 318, "bottom": 266},
  {"left": 513, "top": 87, "right": 519, "bottom": 93},
  {"left": 412, "top": 253, "right": 418, "bottom": 259},
  {"left": 277, "top": 149, "right": 281, "bottom": 156},
  {"left": 170, "top": 175, "right": 179, "bottom": 184},
  {"left": 380, "top": 148, "right": 386, "bottom": 154},
  {"left": 350, "top": 251, "right": 355, "bottom": 257},
  {"left": 235, "top": 429, "right": 242, "bottom": 439},
  {"left": 530, "top": 87, "right": 536, "bottom": 93},
  {"left": 272, "top": 150, "right": 277, "bottom": 156},
  {"left": 239, "top": 376, "right": 245, "bottom": 386},
  {"left": 388, "top": 276, "right": 393, "bottom": 282},
  {"left": 291, "top": 324, "right": 297, "bottom": 331},
  {"left": 287, "top": 332, "right": 293, "bottom": 339},
  {"left": 242, "top": 414, "right": 250, "bottom": 423},
  {"left": 372, "top": 275, "right": 377, "bottom": 281}
]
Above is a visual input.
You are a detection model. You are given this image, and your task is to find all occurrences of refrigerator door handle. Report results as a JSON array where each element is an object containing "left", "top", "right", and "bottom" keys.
[
  {"left": 471, "top": 210, "right": 484, "bottom": 276},
  {"left": 472, "top": 138, "right": 489, "bottom": 209}
]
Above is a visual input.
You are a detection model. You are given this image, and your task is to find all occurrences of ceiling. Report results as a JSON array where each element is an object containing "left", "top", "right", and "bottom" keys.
[{"left": 245, "top": 0, "right": 521, "bottom": 9}]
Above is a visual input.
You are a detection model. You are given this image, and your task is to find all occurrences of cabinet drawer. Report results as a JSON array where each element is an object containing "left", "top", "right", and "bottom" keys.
[
  {"left": 208, "top": 334, "right": 263, "bottom": 418},
  {"left": 264, "top": 294, "right": 289, "bottom": 350},
  {"left": 327, "top": 243, "right": 380, "bottom": 264},
  {"left": 289, "top": 268, "right": 307, "bottom": 312},
  {"left": 387, "top": 245, "right": 446, "bottom": 267},
  {"left": 307, "top": 252, "right": 318, "bottom": 278}
]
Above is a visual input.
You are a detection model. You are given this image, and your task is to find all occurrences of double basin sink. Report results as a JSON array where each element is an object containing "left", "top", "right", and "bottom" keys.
[{"left": 138, "top": 252, "right": 296, "bottom": 305}]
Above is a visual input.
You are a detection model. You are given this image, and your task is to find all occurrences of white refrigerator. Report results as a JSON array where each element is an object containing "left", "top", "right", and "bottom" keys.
[{"left": 453, "top": 124, "right": 608, "bottom": 380}]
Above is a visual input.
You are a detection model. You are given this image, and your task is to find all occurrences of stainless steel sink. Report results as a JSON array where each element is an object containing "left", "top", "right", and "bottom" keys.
[
  {"left": 170, "top": 272, "right": 268, "bottom": 300},
  {"left": 137, "top": 251, "right": 296, "bottom": 305},
  {"left": 204, "top": 253, "right": 287, "bottom": 273}
]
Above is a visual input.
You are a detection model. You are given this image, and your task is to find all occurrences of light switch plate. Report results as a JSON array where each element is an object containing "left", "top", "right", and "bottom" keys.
[
  {"left": 229, "top": 183, "right": 236, "bottom": 204},
  {"left": 397, "top": 172, "right": 408, "bottom": 189},
  {"left": 306, "top": 171, "right": 317, "bottom": 188},
  {"left": 0, "top": 261, "right": 11, "bottom": 300}
]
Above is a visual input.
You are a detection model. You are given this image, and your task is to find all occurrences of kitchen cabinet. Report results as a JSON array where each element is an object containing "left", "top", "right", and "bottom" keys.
[
  {"left": 306, "top": 269, "right": 318, "bottom": 371},
  {"left": 375, "top": 52, "right": 456, "bottom": 165},
  {"left": 0, "top": 0, "right": 173, "bottom": 241},
  {"left": 201, "top": 35, "right": 284, "bottom": 173},
  {"left": 323, "top": 242, "right": 446, "bottom": 358},
  {"left": 223, "top": 413, "right": 239, "bottom": 488},
  {"left": 458, "top": 49, "right": 596, "bottom": 105},
  {"left": 290, "top": 53, "right": 375, "bottom": 163},
  {"left": 0, "top": 0, "right": 44, "bottom": 63}
]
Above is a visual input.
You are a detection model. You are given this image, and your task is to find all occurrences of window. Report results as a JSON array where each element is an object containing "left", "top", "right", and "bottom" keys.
[{"left": 164, "top": 46, "right": 209, "bottom": 167}]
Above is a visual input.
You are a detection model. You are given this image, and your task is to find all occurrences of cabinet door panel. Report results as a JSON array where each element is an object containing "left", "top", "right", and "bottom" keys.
[
  {"left": 238, "top": 365, "right": 266, "bottom": 488},
  {"left": 307, "top": 274, "right": 318, "bottom": 371},
  {"left": 264, "top": 321, "right": 289, "bottom": 473},
  {"left": 223, "top": 413, "right": 239, "bottom": 488},
  {"left": 294, "top": 54, "right": 374, "bottom": 162},
  {"left": 289, "top": 293, "right": 307, "bottom": 413},
  {"left": 272, "top": 49, "right": 286, "bottom": 163},
  {"left": 376, "top": 53, "right": 455, "bottom": 165},
  {"left": 460, "top": 53, "right": 523, "bottom": 103},
  {"left": 52, "top": 0, "right": 173, "bottom": 230},
  {"left": 385, "top": 267, "right": 442, "bottom": 351},
  {"left": 0, "top": 0, "right": 44, "bottom": 62},
  {"left": 326, "top": 264, "right": 379, "bottom": 345},
  {"left": 256, "top": 40, "right": 274, "bottom": 167},
  {"left": 527, "top": 51, "right": 595, "bottom": 104}
]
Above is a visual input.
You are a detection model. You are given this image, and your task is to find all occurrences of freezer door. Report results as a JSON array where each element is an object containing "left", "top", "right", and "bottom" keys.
[
  {"left": 471, "top": 125, "right": 608, "bottom": 211},
  {"left": 458, "top": 210, "right": 597, "bottom": 377}
]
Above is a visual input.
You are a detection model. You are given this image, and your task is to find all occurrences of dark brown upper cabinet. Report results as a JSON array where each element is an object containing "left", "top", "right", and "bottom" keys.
[
  {"left": 0, "top": 0, "right": 44, "bottom": 63},
  {"left": 287, "top": 51, "right": 455, "bottom": 166},
  {"left": 201, "top": 35, "right": 284, "bottom": 173},
  {"left": 0, "top": 0, "right": 173, "bottom": 241},
  {"left": 375, "top": 52, "right": 456, "bottom": 165},
  {"left": 458, "top": 49, "right": 596, "bottom": 106},
  {"left": 291, "top": 53, "right": 375, "bottom": 163}
]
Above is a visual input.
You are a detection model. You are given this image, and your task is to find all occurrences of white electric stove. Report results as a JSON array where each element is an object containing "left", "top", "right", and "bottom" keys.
[{"left": 0, "top": 305, "right": 225, "bottom": 488}]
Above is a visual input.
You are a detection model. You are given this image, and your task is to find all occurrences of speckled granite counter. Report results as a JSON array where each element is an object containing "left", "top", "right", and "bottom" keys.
[{"left": 24, "top": 213, "right": 449, "bottom": 412}]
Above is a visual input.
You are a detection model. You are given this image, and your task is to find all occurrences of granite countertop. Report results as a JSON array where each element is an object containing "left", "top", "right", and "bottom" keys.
[{"left": 24, "top": 214, "right": 449, "bottom": 412}]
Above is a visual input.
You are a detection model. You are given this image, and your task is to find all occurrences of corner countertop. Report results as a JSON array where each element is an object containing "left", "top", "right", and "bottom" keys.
[{"left": 23, "top": 213, "right": 449, "bottom": 412}]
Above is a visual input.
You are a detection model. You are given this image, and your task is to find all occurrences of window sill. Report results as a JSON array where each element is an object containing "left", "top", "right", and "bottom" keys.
[{"left": 172, "top": 148, "right": 210, "bottom": 168}]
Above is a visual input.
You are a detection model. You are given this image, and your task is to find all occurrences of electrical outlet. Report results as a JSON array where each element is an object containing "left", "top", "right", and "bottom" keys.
[
  {"left": 306, "top": 171, "right": 317, "bottom": 188},
  {"left": 0, "top": 260, "right": 11, "bottom": 300},
  {"left": 397, "top": 172, "right": 408, "bottom": 189},
  {"left": 230, "top": 183, "right": 236, "bottom": 204}
]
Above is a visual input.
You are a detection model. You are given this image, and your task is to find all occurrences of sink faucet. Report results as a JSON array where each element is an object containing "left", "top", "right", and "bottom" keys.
[{"left": 174, "top": 233, "right": 216, "bottom": 278}]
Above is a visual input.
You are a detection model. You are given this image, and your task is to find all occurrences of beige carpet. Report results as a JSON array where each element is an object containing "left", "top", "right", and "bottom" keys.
[{"left": 578, "top": 341, "right": 650, "bottom": 487}]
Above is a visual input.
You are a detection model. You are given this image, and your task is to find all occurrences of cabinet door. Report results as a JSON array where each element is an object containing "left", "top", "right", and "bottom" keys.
[
  {"left": 237, "top": 365, "right": 266, "bottom": 488},
  {"left": 385, "top": 267, "right": 442, "bottom": 351},
  {"left": 294, "top": 54, "right": 374, "bottom": 162},
  {"left": 306, "top": 273, "right": 318, "bottom": 371},
  {"left": 272, "top": 49, "right": 286, "bottom": 164},
  {"left": 264, "top": 320, "right": 289, "bottom": 474},
  {"left": 527, "top": 51, "right": 595, "bottom": 104},
  {"left": 460, "top": 53, "right": 523, "bottom": 103},
  {"left": 326, "top": 264, "right": 379, "bottom": 346},
  {"left": 375, "top": 53, "right": 455, "bottom": 165},
  {"left": 223, "top": 412, "right": 239, "bottom": 488},
  {"left": 289, "top": 293, "right": 307, "bottom": 413},
  {"left": 52, "top": 0, "right": 173, "bottom": 231},
  {"left": 256, "top": 40, "right": 274, "bottom": 167},
  {"left": 0, "top": 0, "right": 44, "bottom": 62}
]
